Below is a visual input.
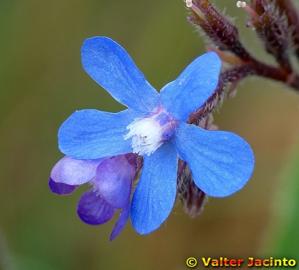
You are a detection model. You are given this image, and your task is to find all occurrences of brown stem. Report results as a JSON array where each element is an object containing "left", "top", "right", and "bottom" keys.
[{"left": 248, "top": 59, "right": 299, "bottom": 91}]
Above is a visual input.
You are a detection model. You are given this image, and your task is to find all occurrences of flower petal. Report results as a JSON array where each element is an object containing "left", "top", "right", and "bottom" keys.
[
  {"left": 50, "top": 156, "right": 102, "bottom": 185},
  {"left": 58, "top": 109, "right": 139, "bottom": 159},
  {"left": 94, "top": 155, "right": 136, "bottom": 209},
  {"left": 174, "top": 123, "right": 255, "bottom": 197},
  {"left": 77, "top": 190, "right": 115, "bottom": 225},
  {"left": 131, "top": 143, "right": 178, "bottom": 235},
  {"left": 110, "top": 205, "right": 130, "bottom": 241},
  {"left": 160, "top": 52, "right": 221, "bottom": 121},
  {"left": 48, "top": 178, "right": 77, "bottom": 195},
  {"left": 81, "top": 36, "right": 159, "bottom": 112}
]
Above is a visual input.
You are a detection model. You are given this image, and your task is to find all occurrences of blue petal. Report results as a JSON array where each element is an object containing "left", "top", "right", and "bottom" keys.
[
  {"left": 131, "top": 143, "right": 178, "bottom": 235},
  {"left": 77, "top": 190, "right": 115, "bottom": 225},
  {"left": 174, "top": 123, "right": 255, "bottom": 197},
  {"left": 81, "top": 37, "right": 159, "bottom": 112},
  {"left": 58, "top": 109, "right": 139, "bottom": 159},
  {"left": 160, "top": 52, "right": 221, "bottom": 121}
]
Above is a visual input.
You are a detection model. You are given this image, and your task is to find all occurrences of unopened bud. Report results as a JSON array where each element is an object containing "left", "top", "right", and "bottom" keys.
[
  {"left": 249, "top": 0, "right": 291, "bottom": 71},
  {"left": 177, "top": 162, "right": 208, "bottom": 218},
  {"left": 185, "top": 0, "right": 193, "bottom": 8},
  {"left": 236, "top": 1, "right": 247, "bottom": 8},
  {"left": 188, "top": 0, "right": 251, "bottom": 61}
]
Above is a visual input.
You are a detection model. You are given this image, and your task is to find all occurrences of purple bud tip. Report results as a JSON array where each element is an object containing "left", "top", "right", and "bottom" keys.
[{"left": 48, "top": 178, "right": 77, "bottom": 195}]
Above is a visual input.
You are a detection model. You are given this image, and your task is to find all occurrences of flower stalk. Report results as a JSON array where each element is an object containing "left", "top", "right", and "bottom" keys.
[{"left": 187, "top": 0, "right": 299, "bottom": 93}]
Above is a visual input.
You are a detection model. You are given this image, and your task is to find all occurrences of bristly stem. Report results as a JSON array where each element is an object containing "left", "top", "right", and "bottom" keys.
[
  {"left": 249, "top": 59, "right": 299, "bottom": 90},
  {"left": 187, "top": 0, "right": 299, "bottom": 101},
  {"left": 272, "top": 0, "right": 299, "bottom": 58}
]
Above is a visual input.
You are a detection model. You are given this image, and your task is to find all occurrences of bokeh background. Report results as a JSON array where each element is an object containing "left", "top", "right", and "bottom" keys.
[{"left": 1, "top": 1, "right": 299, "bottom": 269}]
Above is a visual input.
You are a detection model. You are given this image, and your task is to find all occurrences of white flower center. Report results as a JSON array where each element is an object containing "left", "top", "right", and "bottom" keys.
[{"left": 124, "top": 110, "right": 176, "bottom": 156}]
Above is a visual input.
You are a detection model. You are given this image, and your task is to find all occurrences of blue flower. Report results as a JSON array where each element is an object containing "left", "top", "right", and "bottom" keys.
[{"left": 57, "top": 36, "right": 255, "bottom": 235}]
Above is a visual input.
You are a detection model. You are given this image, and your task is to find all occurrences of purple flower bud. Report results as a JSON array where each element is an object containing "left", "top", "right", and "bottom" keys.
[
  {"left": 49, "top": 154, "right": 139, "bottom": 240},
  {"left": 48, "top": 178, "right": 77, "bottom": 195},
  {"left": 77, "top": 191, "right": 115, "bottom": 225},
  {"left": 49, "top": 153, "right": 138, "bottom": 239},
  {"left": 50, "top": 156, "right": 102, "bottom": 186},
  {"left": 77, "top": 154, "right": 137, "bottom": 239},
  {"left": 92, "top": 155, "right": 137, "bottom": 209}
]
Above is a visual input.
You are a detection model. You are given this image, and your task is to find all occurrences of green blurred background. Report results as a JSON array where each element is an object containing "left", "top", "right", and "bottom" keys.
[{"left": 1, "top": 1, "right": 299, "bottom": 269}]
